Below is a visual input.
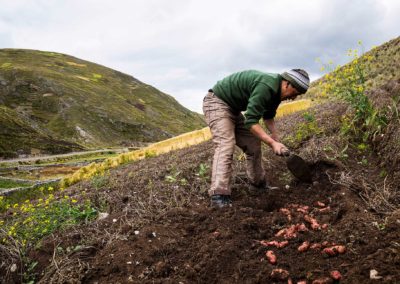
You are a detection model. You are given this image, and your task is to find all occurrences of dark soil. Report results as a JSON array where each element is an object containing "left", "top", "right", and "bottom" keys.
[
  {"left": 2, "top": 96, "right": 400, "bottom": 284},
  {"left": 21, "top": 138, "right": 400, "bottom": 284}
]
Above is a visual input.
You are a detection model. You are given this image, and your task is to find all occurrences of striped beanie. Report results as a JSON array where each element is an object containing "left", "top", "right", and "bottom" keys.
[{"left": 281, "top": 69, "right": 310, "bottom": 94}]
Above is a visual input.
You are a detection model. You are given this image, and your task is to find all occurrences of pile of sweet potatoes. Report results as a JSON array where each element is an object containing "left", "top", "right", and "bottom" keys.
[{"left": 258, "top": 201, "right": 346, "bottom": 283}]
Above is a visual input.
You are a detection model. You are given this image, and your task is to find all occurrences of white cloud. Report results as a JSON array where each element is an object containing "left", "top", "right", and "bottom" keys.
[{"left": 0, "top": 0, "right": 399, "bottom": 113}]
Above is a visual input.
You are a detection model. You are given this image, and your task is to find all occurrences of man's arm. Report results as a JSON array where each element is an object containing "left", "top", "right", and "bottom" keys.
[
  {"left": 264, "top": 118, "right": 279, "bottom": 141},
  {"left": 249, "top": 123, "right": 287, "bottom": 155}
]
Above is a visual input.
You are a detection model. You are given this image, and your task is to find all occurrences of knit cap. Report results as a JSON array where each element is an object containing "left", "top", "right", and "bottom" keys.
[{"left": 281, "top": 69, "right": 310, "bottom": 94}]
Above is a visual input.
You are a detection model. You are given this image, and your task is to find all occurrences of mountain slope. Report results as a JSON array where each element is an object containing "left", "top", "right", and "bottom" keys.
[
  {"left": 307, "top": 36, "right": 400, "bottom": 97},
  {"left": 0, "top": 106, "right": 83, "bottom": 158},
  {"left": 0, "top": 49, "right": 205, "bottom": 157}
]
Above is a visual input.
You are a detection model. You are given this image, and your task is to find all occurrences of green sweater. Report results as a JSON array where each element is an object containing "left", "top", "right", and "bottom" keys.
[{"left": 212, "top": 70, "right": 282, "bottom": 129}]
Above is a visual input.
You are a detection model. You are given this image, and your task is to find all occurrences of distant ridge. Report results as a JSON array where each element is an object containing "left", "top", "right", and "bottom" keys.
[{"left": 0, "top": 49, "right": 205, "bottom": 158}]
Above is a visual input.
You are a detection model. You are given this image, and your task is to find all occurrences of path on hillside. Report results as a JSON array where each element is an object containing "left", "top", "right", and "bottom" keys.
[{"left": 0, "top": 148, "right": 131, "bottom": 165}]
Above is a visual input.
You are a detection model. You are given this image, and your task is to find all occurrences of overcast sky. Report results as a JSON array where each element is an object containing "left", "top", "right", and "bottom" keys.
[{"left": 0, "top": 0, "right": 399, "bottom": 113}]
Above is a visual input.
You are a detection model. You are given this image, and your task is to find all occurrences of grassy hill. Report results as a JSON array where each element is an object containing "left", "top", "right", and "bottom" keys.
[{"left": 0, "top": 49, "right": 205, "bottom": 158}]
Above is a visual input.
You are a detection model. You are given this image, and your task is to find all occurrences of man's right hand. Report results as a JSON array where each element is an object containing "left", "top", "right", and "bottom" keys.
[
  {"left": 249, "top": 124, "right": 288, "bottom": 155},
  {"left": 271, "top": 141, "right": 288, "bottom": 156}
]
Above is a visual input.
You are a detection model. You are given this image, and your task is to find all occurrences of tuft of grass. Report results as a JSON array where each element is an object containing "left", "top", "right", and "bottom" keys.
[
  {"left": 90, "top": 173, "right": 109, "bottom": 190},
  {"left": 284, "top": 112, "right": 323, "bottom": 147}
]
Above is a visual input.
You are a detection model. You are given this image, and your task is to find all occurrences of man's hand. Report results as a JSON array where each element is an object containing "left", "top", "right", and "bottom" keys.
[
  {"left": 249, "top": 124, "right": 286, "bottom": 154},
  {"left": 271, "top": 141, "right": 288, "bottom": 155}
]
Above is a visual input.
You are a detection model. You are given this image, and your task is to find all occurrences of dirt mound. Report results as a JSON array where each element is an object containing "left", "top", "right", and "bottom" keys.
[{"left": 80, "top": 181, "right": 399, "bottom": 284}]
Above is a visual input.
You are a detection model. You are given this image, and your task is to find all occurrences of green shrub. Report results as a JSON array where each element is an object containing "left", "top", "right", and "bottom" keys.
[{"left": 318, "top": 42, "right": 387, "bottom": 142}]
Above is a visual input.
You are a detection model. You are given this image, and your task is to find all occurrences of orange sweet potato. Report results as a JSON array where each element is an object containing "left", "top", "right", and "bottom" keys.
[
  {"left": 321, "top": 241, "right": 329, "bottom": 247},
  {"left": 260, "top": 240, "right": 289, "bottom": 248},
  {"left": 297, "top": 207, "right": 309, "bottom": 214},
  {"left": 295, "top": 223, "right": 309, "bottom": 232},
  {"left": 260, "top": 240, "right": 279, "bottom": 247},
  {"left": 298, "top": 241, "right": 310, "bottom": 252},
  {"left": 278, "top": 241, "right": 289, "bottom": 248},
  {"left": 322, "top": 245, "right": 346, "bottom": 256},
  {"left": 275, "top": 226, "right": 297, "bottom": 239},
  {"left": 333, "top": 245, "right": 346, "bottom": 254},
  {"left": 322, "top": 247, "right": 337, "bottom": 256},
  {"left": 271, "top": 268, "right": 289, "bottom": 280},
  {"left": 280, "top": 208, "right": 293, "bottom": 221},
  {"left": 275, "top": 228, "right": 287, "bottom": 237},
  {"left": 310, "top": 243, "right": 322, "bottom": 250},
  {"left": 311, "top": 223, "right": 321, "bottom": 230},
  {"left": 330, "top": 270, "right": 342, "bottom": 280},
  {"left": 304, "top": 215, "right": 321, "bottom": 230},
  {"left": 318, "top": 206, "right": 331, "bottom": 213},
  {"left": 266, "top": 250, "right": 277, "bottom": 264}
]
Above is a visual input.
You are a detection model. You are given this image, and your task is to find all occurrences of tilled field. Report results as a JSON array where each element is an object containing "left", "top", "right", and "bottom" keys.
[{"left": 18, "top": 140, "right": 399, "bottom": 284}]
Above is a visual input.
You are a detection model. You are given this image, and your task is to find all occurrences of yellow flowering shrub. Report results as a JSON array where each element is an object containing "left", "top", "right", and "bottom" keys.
[
  {"left": 0, "top": 187, "right": 97, "bottom": 249},
  {"left": 317, "top": 42, "right": 386, "bottom": 141}
]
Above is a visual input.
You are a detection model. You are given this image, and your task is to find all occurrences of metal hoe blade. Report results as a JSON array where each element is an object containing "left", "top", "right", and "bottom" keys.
[{"left": 286, "top": 154, "right": 312, "bottom": 182}]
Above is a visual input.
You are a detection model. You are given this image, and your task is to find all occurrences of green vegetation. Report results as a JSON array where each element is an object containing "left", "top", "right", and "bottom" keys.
[
  {"left": 0, "top": 178, "right": 32, "bottom": 189},
  {"left": 90, "top": 173, "right": 109, "bottom": 189},
  {"left": 309, "top": 39, "right": 400, "bottom": 215},
  {"left": 0, "top": 192, "right": 96, "bottom": 246},
  {"left": 165, "top": 169, "right": 188, "bottom": 185},
  {"left": 0, "top": 189, "right": 97, "bottom": 284},
  {"left": 0, "top": 49, "right": 205, "bottom": 158},
  {"left": 196, "top": 163, "right": 210, "bottom": 194},
  {"left": 317, "top": 42, "right": 387, "bottom": 143},
  {"left": 196, "top": 163, "right": 210, "bottom": 180},
  {"left": 308, "top": 37, "right": 400, "bottom": 98},
  {"left": 284, "top": 111, "right": 323, "bottom": 147}
]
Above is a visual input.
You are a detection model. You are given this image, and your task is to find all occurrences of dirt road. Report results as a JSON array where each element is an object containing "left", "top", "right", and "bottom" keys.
[{"left": 0, "top": 148, "right": 129, "bottom": 164}]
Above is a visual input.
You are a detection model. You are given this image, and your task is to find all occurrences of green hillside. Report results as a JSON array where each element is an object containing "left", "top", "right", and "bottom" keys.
[
  {"left": 0, "top": 49, "right": 205, "bottom": 158},
  {"left": 308, "top": 36, "right": 400, "bottom": 97},
  {"left": 0, "top": 106, "right": 83, "bottom": 158}
]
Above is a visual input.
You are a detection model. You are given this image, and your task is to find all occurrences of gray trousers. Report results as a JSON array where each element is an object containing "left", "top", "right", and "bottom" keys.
[{"left": 202, "top": 92, "right": 265, "bottom": 196}]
